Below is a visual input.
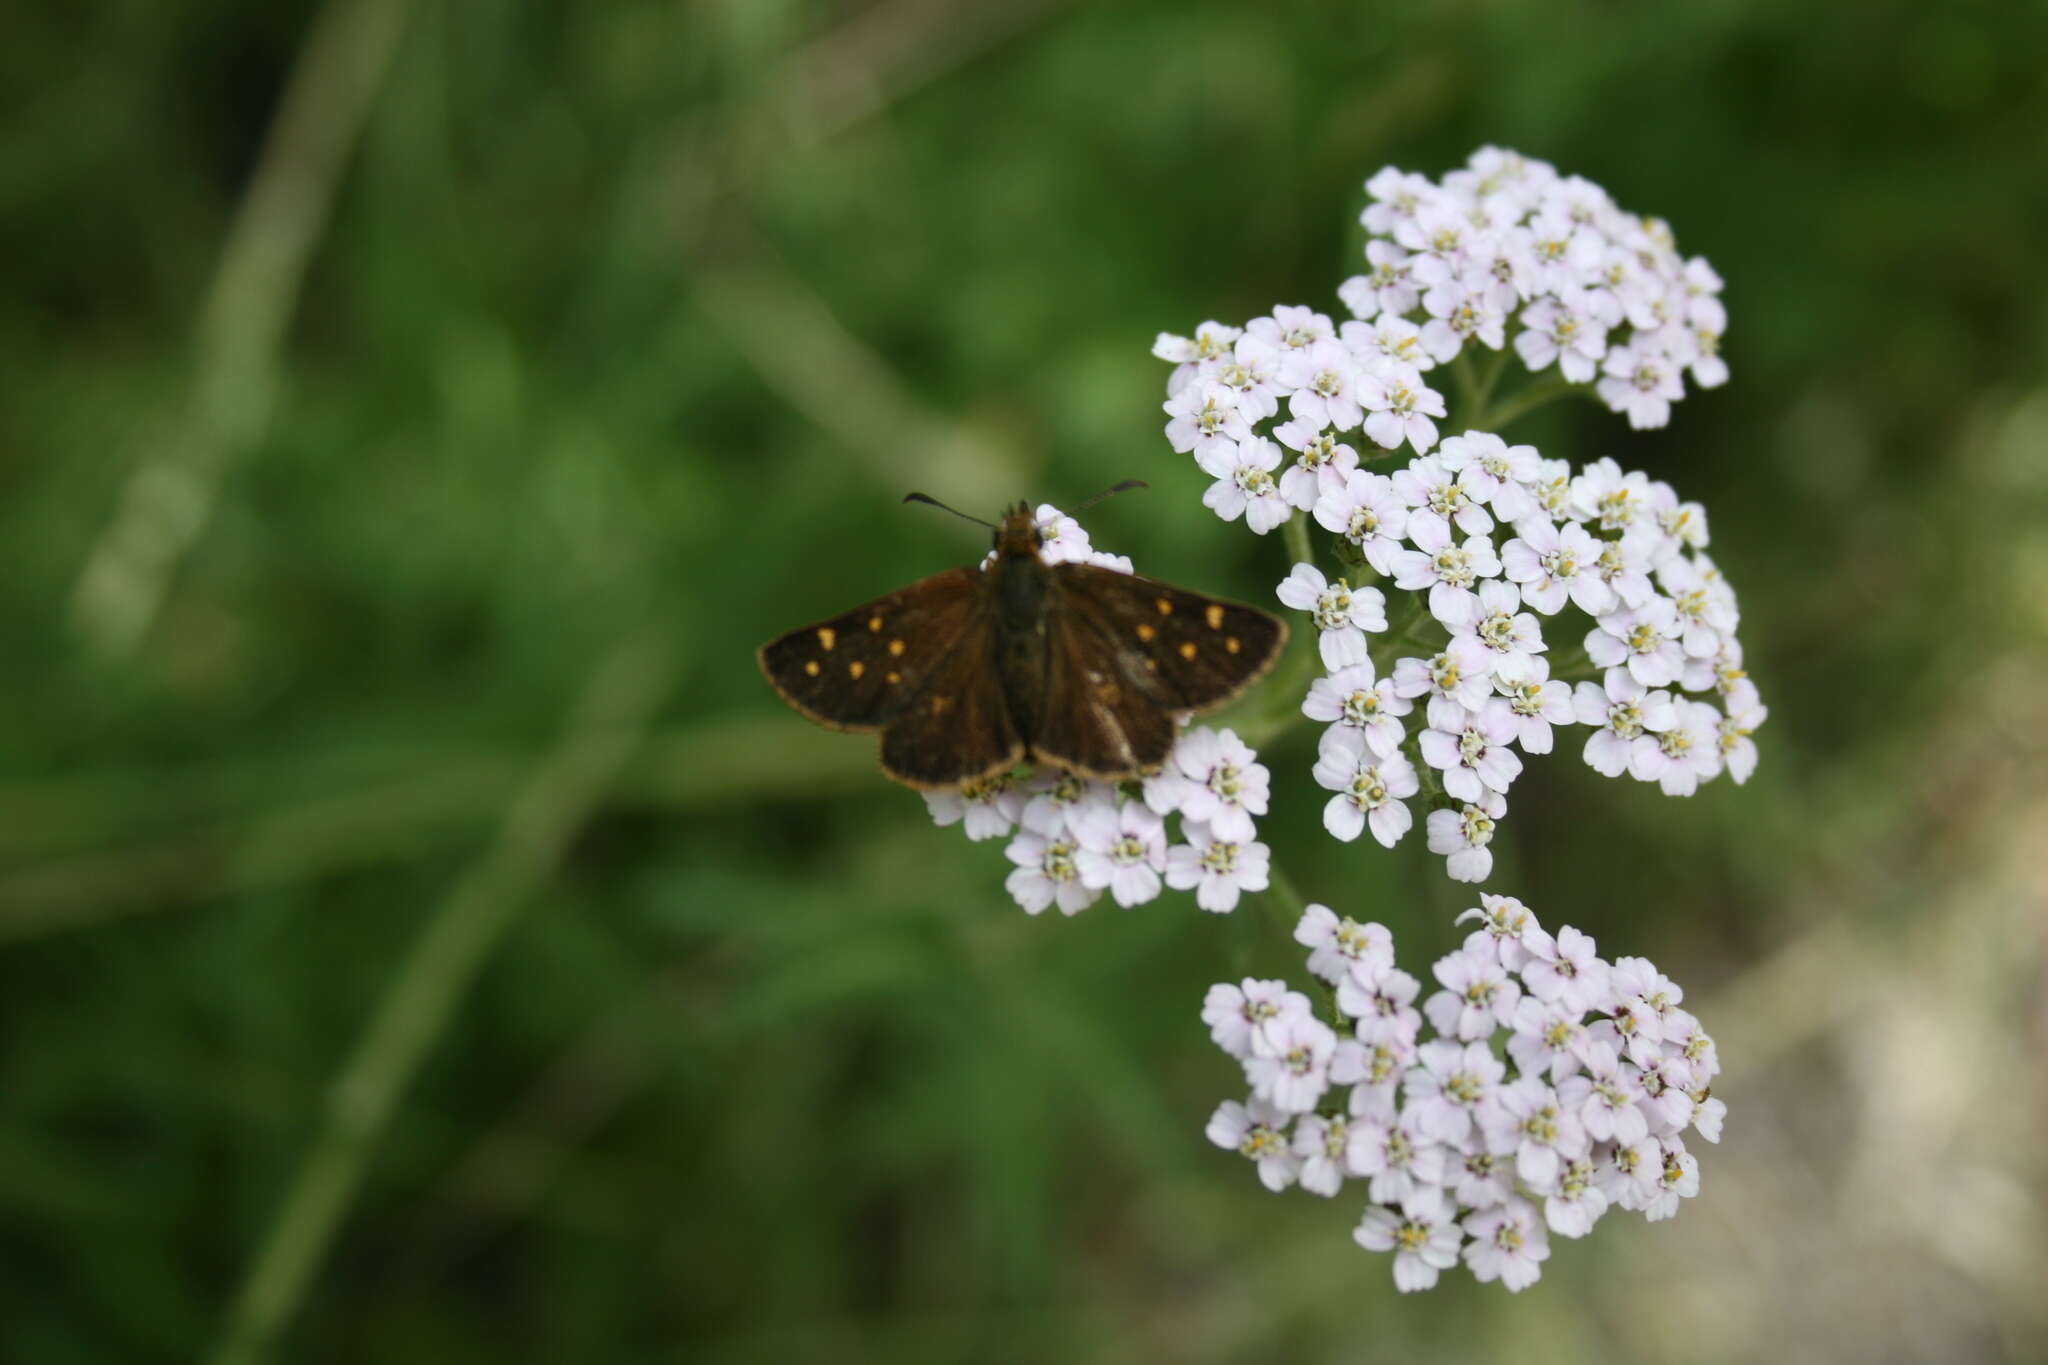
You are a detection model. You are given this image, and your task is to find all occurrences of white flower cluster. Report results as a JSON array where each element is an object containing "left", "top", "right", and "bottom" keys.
[
  {"left": 929, "top": 505, "right": 1276, "bottom": 917},
  {"left": 1157, "top": 310, "right": 1450, "bottom": 534},
  {"left": 1156, "top": 148, "right": 1725, "bottom": 458},
  {"left": 1206, "top": 895, "right": 1723, "bottom": 1293},
  {"left": 1295, "top": 444, "right": 1767, "bottom": 882},
  {"left": 1151, "top": 152, "right": 1761, "bottom": 884}
]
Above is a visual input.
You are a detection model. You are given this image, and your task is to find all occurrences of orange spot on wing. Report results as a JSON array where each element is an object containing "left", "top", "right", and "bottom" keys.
[
  {"left": 817, "top": 627, "right": 837, "bottom": 650},
  {"left": 1205, "top": 604, "right": 1225, "bottom": 630},
  {"left": 1178, "top": 642, "right": 1198, "bottom": 661}
]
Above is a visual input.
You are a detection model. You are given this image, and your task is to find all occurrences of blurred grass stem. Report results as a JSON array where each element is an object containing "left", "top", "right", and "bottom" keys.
[
  {"left": 206, "top": 640, "right": 669, "bottom": 1365},
  {"left": 66, "top": 0, "right": 415, "bottom": 660},
  {"left": 0, "top": 713, "right": 877, "bottom": 942}
]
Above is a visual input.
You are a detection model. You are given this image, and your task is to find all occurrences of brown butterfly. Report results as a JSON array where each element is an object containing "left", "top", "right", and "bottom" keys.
[{"left": 758, "top": 489, "right": 1289, "bottom": 789}]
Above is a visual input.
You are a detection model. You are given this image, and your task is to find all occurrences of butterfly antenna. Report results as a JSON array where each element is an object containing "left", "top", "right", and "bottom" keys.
[
  {"left": 902, "top": 492, "right": 996, "bottom": 529},
  {"left": 1070, "top": 479, "right": 1148, "bottom": 515}
]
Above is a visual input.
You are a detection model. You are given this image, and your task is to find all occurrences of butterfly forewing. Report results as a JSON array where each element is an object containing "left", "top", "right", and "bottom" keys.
[
  {"left": 1050, "top": 564, "right": 1289, "bottom": 713},
  {"left": 757, "top": 568, "right": 983, "bottom": 733}
]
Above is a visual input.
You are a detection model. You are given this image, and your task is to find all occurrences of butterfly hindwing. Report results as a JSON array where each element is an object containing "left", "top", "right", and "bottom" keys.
[
  {"left": 1050, "top": 564, "right": 1289, "bottom": 713},
  {"left": 1028, "top": 599, "right": 1179, "bottom": 778},
  {"left": 757, "top": 568, "right": 984, "bottom": 733}
]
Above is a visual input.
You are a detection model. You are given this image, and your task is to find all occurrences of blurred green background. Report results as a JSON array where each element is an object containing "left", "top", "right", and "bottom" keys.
[{"left": 5, "top": 0, "right": 2047, "bottom": 1361}]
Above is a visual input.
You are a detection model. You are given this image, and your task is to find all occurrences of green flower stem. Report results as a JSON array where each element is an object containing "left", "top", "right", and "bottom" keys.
[
  {"left": 1370, "top": 590, "right": 1441, "bottom": 674},
  {"left": 1234, "top": 511, "right": 1324, "bottom": 745},
  {"left": 1450, "top": 351, "right": 1479, "bottom": 420},
  {"left": 1413, "top": 751, "right": 1444, "bottom": 803},
  {"left": 1242, "top": 518, "right": 1321, "bottom": 956},
  {"left": 1478, "top": 347, "right": 1511, "bottom": 419},
  {"left": 206, "top": 638, "right": 671, "bottom": 1365},
  {"left": 1480, "top": 375, "right": 1585, "bottom": 431},
  {"left": 1547, "top": 639, "right": 1594, "bottom": 679},
  {"left": 1260, "top": 854, "right": 1308, "bottom": 943},
  {"left": 1451, "top": 347, "right": 1512, "bottom": 430},
  {"left": 1331, "top": 534, "right": 1368, "bottom": 575},
  {"left": 1248, "top": 624, "right": 1322, "bottom": 739},
  {"left": 1262, "top": 857, "right": 1352, "bottom": 1023},
  {"left": 1281, "top": 507, "right": 1316, "bottom": 571}
]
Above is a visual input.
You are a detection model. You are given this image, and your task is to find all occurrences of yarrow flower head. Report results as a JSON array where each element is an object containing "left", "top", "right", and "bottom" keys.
[
  {"left": 1143, "top": 171, "right": 1760, "bottom": 897},
  {"left": 1160, "top": 148, "right": 1729, "bottom": 540},
  {"left": 1203, "top": 895, "right": 1724, "bottom": 1293},
  {"left": 1156, "top": 238, "right": 1763, "bottom": 885}
]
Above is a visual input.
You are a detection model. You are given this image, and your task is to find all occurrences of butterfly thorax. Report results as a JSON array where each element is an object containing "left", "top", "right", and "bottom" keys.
[{"left": 990, "top": 506, "right": 1049, "bottom": 633}]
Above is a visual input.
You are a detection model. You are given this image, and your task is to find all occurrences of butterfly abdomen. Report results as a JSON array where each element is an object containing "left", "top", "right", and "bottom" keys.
[{"left": 991, "top": 547, "right": 1053, "bottom": 745}]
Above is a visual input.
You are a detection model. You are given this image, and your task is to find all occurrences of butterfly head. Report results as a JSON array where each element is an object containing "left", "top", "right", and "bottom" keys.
[{"left": 992, "top": 502, "right": 1045, "bottom": 560}]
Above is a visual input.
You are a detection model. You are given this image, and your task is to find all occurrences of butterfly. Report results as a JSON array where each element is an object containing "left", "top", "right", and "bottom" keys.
[{"left": 758, "top": 491, "right": 1289, "bottom": 789}]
